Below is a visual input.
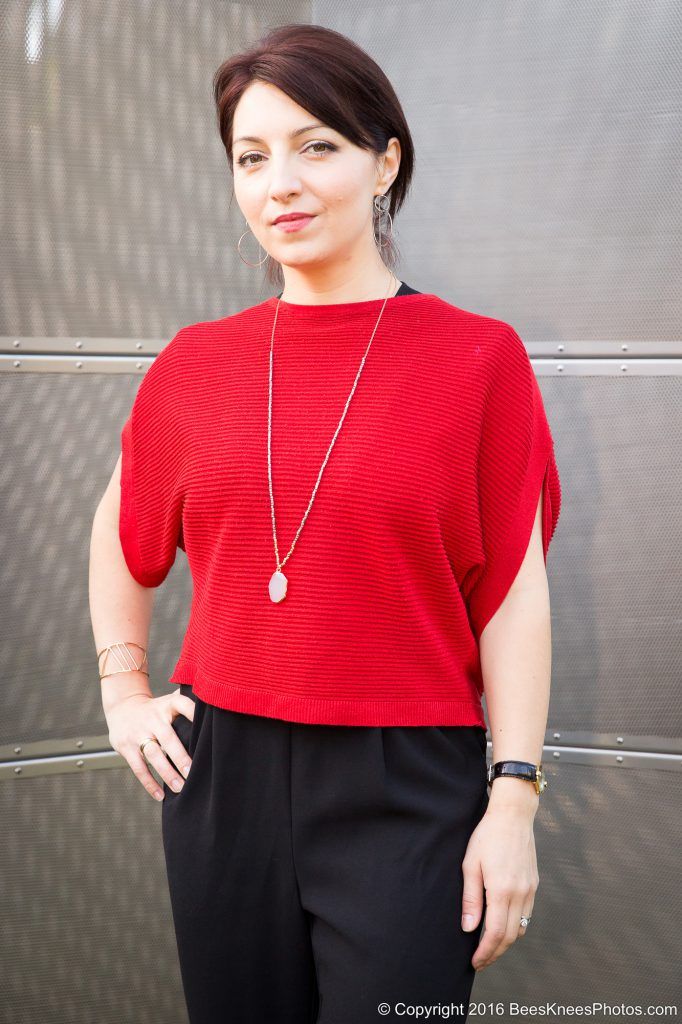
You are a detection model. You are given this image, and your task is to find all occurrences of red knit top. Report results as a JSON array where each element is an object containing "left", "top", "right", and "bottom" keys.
[{"left": 119, "top": 291, "right": 561, "bottom": 727}]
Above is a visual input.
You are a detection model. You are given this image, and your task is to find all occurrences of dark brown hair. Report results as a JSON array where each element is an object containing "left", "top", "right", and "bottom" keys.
[{"left": 212, "top": 23, "right": 416, "bottom": 287}]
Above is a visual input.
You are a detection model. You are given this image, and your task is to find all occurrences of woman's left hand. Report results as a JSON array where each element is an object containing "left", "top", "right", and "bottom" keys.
[{"left": 461, "top": 790, "right": 540, "bottom": 971}]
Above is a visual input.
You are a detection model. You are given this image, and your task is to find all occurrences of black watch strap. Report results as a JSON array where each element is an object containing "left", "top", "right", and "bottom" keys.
[{"left": 487, "top": 760, "right": 547, "bottom": 795}]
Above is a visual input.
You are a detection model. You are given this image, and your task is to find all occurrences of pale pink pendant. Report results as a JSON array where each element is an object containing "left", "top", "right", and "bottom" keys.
[{"left": 269, "top": 570, "right": 288, "bottom": 603}]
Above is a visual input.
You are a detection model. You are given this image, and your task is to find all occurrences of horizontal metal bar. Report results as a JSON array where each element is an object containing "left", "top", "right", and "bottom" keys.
[
  {"left": 1, "top": 337, "right": 167, "bottom": 356},
  {"left": 2, "top": 353, "right": 682, "bottom": 375},
  {"left": 544, "top": 730, "right": 682, "bottom": 754},
  {"left": 539, "top": 745, "right": 682, "bottom": 773},
  {"left": 2, "top": 337, "right": 682, "bottom": 357},
  {"left": 1, "top": 740, "right": 681, "bottom": 781},
  {"left": 5, "top": 728, "right": 679, "bottom": 763}
]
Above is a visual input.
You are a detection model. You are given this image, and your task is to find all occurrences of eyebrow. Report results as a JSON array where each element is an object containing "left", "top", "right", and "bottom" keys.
[{"left": 233, "top": 123, "right": 329, "bottom": 147}]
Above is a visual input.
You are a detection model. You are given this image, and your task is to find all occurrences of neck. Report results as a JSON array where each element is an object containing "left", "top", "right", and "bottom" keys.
[{"left": 279, "top": 267, "right": 400, "bottom": 305}]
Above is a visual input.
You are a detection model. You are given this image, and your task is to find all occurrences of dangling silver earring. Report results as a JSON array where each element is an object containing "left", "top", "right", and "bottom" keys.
[
  {"left": 373, "top": 193, "right": 393, "bottom": 251},
  {"left": 237, "top": 220, "right": 269, "bottom": 267}
]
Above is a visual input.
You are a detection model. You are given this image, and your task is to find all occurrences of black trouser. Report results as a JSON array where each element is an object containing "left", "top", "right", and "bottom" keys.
[{"left": 162, "top": 683, "right": 489, "bottom": 1024}]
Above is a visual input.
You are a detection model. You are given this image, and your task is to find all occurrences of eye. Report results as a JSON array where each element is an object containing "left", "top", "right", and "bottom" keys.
[
  {"left": 304, "top": 141, "right": 337, "bottom": 157},
  {"left": 236, "top": 141, "right": 337, "bottom": 167},
  {"left": 236, "top": 152, "right": 263, "bottom": 167}
]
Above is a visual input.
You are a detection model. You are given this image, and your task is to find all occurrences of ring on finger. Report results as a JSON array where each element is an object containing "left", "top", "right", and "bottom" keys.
[{"left": 139, "top": 736, "right": 157, "bottom": 758}]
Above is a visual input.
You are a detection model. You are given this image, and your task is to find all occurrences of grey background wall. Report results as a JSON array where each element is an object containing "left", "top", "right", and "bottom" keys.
[{"left": 1, "top": 1, "right": 680, "bottom": 1020}]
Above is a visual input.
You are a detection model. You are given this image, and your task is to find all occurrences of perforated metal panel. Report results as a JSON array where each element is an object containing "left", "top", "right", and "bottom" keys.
[
  {"left": 2, "top": 0, "right": 681, "bottom": 1021},
  {"left": 473, "top": 761, "right": 681, "bottom": 1009},
  {"left": 1, "top": 768, "right": 187, "bottom": 1024}
]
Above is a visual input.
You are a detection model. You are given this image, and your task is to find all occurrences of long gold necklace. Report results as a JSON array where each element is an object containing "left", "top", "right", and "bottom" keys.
[{"left": 267, "top": 272, "right": 399, "bottom": 602}]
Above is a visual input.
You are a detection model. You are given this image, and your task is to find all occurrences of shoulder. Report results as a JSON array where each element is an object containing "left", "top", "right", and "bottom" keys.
[
  {"left": 415, "top": 296, "right": 531, "bottom": 381},
  {"left": 177, "top": 300, "right": 270, "bottom": 341},
  {"left": 413, "top": 294, "right": 519, "bottom": 345}
]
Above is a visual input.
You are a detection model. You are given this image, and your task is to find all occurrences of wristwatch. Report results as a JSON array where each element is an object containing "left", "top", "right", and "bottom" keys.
[{"left": 486, "top": 760, "right": 548, "bottom": 796}]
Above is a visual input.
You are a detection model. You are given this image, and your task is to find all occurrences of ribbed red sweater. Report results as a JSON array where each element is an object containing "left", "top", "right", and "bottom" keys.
[{"left": 119, "top": 291, "right": 561, "bottom": 727}]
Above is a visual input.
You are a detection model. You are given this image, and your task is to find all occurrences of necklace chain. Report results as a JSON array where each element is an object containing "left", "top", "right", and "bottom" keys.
[{"left": 267, "top": 273, "right": 399, "bottom": 602}]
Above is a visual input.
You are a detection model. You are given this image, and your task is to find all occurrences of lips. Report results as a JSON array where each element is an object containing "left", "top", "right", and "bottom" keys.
[{"left": 274, "top": 213, "right": 315, "bottom": 224}]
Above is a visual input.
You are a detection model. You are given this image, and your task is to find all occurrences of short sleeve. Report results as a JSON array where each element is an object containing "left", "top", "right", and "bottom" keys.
[
  {"left": 119, "top": 334, "right": 187, "bottom": 588},
  {"left": 463, "top": 326, "right": 562, "bottom": 641}
]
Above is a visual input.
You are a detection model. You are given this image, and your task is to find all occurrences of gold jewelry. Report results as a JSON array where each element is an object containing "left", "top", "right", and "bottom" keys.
[
  {"left": 267, "top": 266, "right": 400, "bottom": 603},
  {"left": 139, "top": 737, "right": 157, "bottom": 758},
  {"left": 97, "top": 641, "right": 149, "bottom": 680}
]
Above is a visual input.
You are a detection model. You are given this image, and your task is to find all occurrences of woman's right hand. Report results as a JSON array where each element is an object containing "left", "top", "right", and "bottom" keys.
[{"left": 106, "top": 690, "right": 195, "bottom": 801}]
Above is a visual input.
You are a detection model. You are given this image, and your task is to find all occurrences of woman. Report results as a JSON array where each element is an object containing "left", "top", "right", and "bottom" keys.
[{"left": 89, "top": 23, "right": 561, "bottom": 1024}]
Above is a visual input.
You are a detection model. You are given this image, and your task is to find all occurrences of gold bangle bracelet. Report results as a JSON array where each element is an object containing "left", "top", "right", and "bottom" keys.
[{"left": 97, "top": 641, "right": 149, "bottom": 680}]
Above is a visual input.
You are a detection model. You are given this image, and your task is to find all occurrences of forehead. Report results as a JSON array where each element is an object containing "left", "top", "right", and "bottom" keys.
[{"left": 232, "top": 82, "right": 322, "bottom": 141}]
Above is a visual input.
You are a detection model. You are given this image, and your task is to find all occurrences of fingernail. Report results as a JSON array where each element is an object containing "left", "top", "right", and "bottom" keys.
[
  {"left": 172, "top": 778, "right": 184, "bottom": 792},
  {"left": 462, "top": 915, "right": 475, "bottom": 930},
  {"left": 154, "top": 790, "right": 164, "bottom": 801},
  {"left": 181, "top": 764, "right": 191, "bottom": 778}
]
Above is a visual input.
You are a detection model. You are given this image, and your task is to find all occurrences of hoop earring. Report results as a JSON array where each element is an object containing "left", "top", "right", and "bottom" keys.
[
  {"left": 373, "top": 193, "right": 394, "bottom": 251},
  {"left": 237, "top": 220, "right": 269, "bottom": 268}
]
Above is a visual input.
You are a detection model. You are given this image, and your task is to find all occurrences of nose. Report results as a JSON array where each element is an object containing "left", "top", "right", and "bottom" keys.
[{"left": 266, "top": 161, "right": 303, "bottom": 205}]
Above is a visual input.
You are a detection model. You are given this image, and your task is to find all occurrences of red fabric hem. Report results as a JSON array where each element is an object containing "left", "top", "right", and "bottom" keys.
[
  {"left": 119, "top": 416, "right": 158, "bottom": 588},
  {"left": 168, "top": 661, "right": 487, "bottom": 728},
  {"left": 467, "top": 434, "right": 555, "bottom": 643}
]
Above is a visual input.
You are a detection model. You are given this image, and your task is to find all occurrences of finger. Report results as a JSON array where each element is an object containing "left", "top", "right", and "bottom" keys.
[
  {"left": 461, "top": 855, "right": 484, "bottom": 932},
  {"left": 126, "top": 747, "right": 166, "bottom": 802},
  {"left": 179, "top": 694, "right": 196, "bottom": 723},
  {"left": 472, "top": 891, "right": 510, "bottom": 970},
  {"left": 480, "top": 891, "right": 532, "bottom": 969},
  {"left": 519, "top": 892, "right": 536, "bottom": 937},
  {"left": 139, "top": 735, "right": 188, "bottom": 794},
  {"left": 161, "top": 717, "right": 194, "bottom": 779},
  {"left": 496, "top": 894, "right": 528, "bottom": 962}
]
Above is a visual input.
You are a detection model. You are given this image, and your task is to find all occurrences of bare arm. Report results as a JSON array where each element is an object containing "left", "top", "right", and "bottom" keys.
[
  {"left": 88, "top": 453, "right": 155, "bottom": 714},
  {"left": 88, "top": 453, "right": 195, "bottom": 800},
  {"left": 479, "top": 490, "right": 551, "bottom": 815},
  {"left": 462, "top": 490, "right": 551, "bottom": 970}
]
